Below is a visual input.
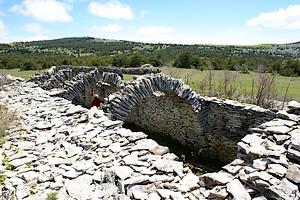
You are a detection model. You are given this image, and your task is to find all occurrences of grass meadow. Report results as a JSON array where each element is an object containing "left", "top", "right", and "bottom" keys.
[
  {"left": 0, "top": 68, "right": 46, "bottom": 79},
  {"left": 160, "top": 67, "right": 300, "bottom": 106}
]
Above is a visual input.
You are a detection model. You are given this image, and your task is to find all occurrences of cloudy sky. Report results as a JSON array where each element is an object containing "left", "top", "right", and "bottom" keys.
[{"left": 0, "top": 0, "right": 300, "bottom": 45}]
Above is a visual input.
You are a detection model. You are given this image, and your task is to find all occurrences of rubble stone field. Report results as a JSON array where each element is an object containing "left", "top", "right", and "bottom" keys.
[{"left": 0, "top": 68, "right": 299, "bottom": 199}]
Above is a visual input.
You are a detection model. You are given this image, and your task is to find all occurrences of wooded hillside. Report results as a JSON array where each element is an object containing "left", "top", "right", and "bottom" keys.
[{"left": 0, "top": 37, "right": 299, "bottom": 76}]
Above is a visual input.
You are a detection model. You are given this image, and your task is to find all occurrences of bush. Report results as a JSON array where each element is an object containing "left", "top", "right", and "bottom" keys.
[
  {"left": 0, "top": 76, "right": 18, "bottom": 138},
  {"left": 0, "top": 75, "right": 13, "bottom": 90},
  {"left": 0, "top": 105, "right": 18, "bottom": 138}
]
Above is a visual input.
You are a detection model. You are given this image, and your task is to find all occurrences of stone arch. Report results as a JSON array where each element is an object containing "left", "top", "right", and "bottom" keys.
[
  {"left": 108, "top": 74, "right": 276, "bottom": 164},
  {"left": 109, "top": 74, "right": 203, "bottom": 121},
  {"left": 60, "top": 70, "right": 125, "bottom": 108},
  {"left": 108, "top": 74, "right": 216, "bottom": 158}
]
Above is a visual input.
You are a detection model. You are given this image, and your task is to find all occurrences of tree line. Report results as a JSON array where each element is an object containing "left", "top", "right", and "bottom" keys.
[{"left": 0, "top": 37, "right": 299, "bottom": 76}]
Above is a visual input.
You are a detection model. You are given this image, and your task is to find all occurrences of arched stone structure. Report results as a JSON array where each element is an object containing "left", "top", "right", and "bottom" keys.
[
  {"left": 25, "top": 66, "right": 300, "bottom": 199},
  {"left": 108, "top": 74, "right": 276, "bottom": 163},
  {"left": 31, "top": 66, "right": 276, "bottom": 164},
  {"left": 59, "top": 70, "right": 125, "bottom": 108}
]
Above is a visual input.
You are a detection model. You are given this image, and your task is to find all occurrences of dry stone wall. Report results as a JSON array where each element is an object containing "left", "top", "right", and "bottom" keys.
[
  {"left": 109, "top": 74, "right": 276, "bottom": 163},
  {"left": 29, "top": 66, "right": 158, "bottom": 108},
  {"left": 29, "top": 65, "right": 160, "bottom": 90},
  {"left": 125, "top": 91, "right": 203, "bottom": 148}
]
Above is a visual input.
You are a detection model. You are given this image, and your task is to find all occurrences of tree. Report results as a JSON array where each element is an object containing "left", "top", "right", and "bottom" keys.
[
  {"left": 174, "top": 50, "right": 192, "bottom": 68},
  {"left": 192, "top": 55, "right": 205, "bottom": 69},
  {"left": 112, "top": 54, "right": 129, "bottom": 67},
  {"left": 20, "top": 61, "right": 36, "bottom": 71},
  {"left": 130, "top": 52, "right": 143, "bottom": 67}
]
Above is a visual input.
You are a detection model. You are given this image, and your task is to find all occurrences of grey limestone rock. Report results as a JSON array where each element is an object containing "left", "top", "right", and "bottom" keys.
[
  {"left": 149, "top": 145, "right": 169, "bottom": 155},
  {"left": 290, "top": 129, "right": 300, "bottom": 150},
  {"left": 226, "top": 179, "right": 251, "bottom": 200},
  {"left": 287, "top": 100, "right": 300, "bottom": 109},
  {"left": 267, "top": 164, "right": 287, "bottom": 178},
  {"left": 152, "top": 159, "right": 183, "bottom": 173},
  {"left": 9, "top": 156, "right": 37, "bottom": 168},
  {"left": 200, "top": 171, "right": 234, "bottom": 188},
  {"left": 286, "top": 164, "right": 300, "bottom": 184},
  {"left": 65, "top": 174, "right": 94, "bottom": 199},
  {"left": 114, "top": 166, "right": 133, "bottom": 180}
]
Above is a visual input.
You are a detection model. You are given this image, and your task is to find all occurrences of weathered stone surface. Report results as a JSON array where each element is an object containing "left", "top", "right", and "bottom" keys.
[
  {"left": 267, "top": 164, "right": 287, "bottom": 178},
  {"left": 253, "top": 158, "right": 268, "bottom": 170},
  {"left": 114, "top": 166, "right": 133, "bottom": 180},
  {"left": 287, "top": 100, "right": 300, "bottom": 109},
  {"left": 268, "top": 178, "right": 299, "bottom": 199},
  {"left": 148, "top": 192, "right": 161, "bottom": 200},
  {"left": 226, "top": 179, "right": 251, "bottom": 200},
  {"left": 200, "top": 171, "right": 234, "bottom": 188},
  {"left": 124, "top": 175, "right": 150, "bottom": 185},
  {"left": 178, "top": 173, "right": 200, "bottom": 192},
  {"left": 131, "top": 190, "right": 148, "bottom": 199},
  {"left": 265, "top": 125, "right": 291, "bottom": 134},
  {"left": 9, "top": 156, "right": 37, "bottom": 167},
  {"left": 206, "top": 185, "right": 228, "bottom": 199},
  {"left": 34, "top": 121, "right": 53, "bottom": 130},
  {"left": 65, "top": 174, "right": 93, "bottom": 199},
  {"left": 289, "top": 129, "right": 300, "bottom": 150},
  {"left": 286, "top": 164, "right": 300, "bottom": 184},
  {"left": 149, "top": 145, "right": 169, "bottom": 155},
  {"left": 152, "top": 159, "right": 183, "bottom": 173}
]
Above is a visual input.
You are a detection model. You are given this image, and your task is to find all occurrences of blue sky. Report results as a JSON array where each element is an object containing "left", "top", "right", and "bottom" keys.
[{"left": 0, "top": 0, "right": 300, "bottom": 45}]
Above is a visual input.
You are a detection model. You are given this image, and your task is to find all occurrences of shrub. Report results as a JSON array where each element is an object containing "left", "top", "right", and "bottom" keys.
[
  {"left": 0, "top": 75, "right": 13, "bottom": 91},
  {"left": 0, "top": 105, "right": 18, "bottom": 139},
  {"left": 0, "top": 75, "right": 18, "bottom": 138},
  {"left": 46, "top": 192, "right": 58, "bottom": 200}
]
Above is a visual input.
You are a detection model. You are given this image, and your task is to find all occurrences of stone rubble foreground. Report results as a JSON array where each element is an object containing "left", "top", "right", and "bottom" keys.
[{"left": 0, "top": 78, "right": 299, "bottom": 199}]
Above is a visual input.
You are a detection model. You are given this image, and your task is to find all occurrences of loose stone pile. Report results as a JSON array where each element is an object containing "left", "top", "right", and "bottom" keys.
[
  {"left": 0, "top": 79, "right": 203, "bottom": 199},
  {"left": 1, "top": 75, "right": 299, "bottom": 199}
]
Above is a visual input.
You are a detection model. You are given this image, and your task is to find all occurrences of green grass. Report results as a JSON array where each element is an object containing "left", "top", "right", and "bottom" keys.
[
  {"left": 0, "top": 68, "right": 46, "bottom": 79},
  {"left": 123, "top": 74, "right": 134, "bottom": 81},
  {"left": 161, "top": 67, "right": 300, "bottom": 102},
  {"left": 46, "top": 192, "right": 58, "bottom": 200}
]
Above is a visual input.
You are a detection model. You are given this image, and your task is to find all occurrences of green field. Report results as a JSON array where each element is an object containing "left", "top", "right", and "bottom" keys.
[
  {"left": 0, "top": 68, "right": 46, "bottom": 79},
  {"left": 160, "top": 67, "right": 300, "bottom": 102}
]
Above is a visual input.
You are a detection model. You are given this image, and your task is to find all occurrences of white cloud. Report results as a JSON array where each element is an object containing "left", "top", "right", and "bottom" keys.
[
  {"left": 89, "top": 0, "right": 134, "bottom": 20},
  {"left": 138, "top": 25, "right": 174, "bottom": 36},
  {"left": 90, "top": 24, "right": 122, "bottom": 33},
  {"left": 0, "top": 20, "right": 8, "bottom": 37},
  {"left": 64, "top": 0, "right": 86, "bottom": 3},
  {"left": 27, "top": 35, "right": 50, "bottom": 41},
  {"left": 10, "top": 0, "right": 72, "bottom": 23},
  {"left": 0, "top": 11, "right": 4, "bottom": 16},
  {"left": 140, "top": 10, "right": 149, "bottom": 18},
  {"left": 246, "top": 5, "right": 300, "bottom": 29},
  {"left": 24, "top": 23, "right": 47, "bottom": 35}
]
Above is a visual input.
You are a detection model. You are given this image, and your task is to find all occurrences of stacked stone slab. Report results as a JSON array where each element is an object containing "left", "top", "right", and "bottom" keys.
[
  {"left": 29, "top": 66, "right": 159, "bottom": 108},
  {"left": 29, "top": 66, "right": 160, "bottom": 90},
  {"left": 1, "top": 74, "right": 299, "bottom": 199}
]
